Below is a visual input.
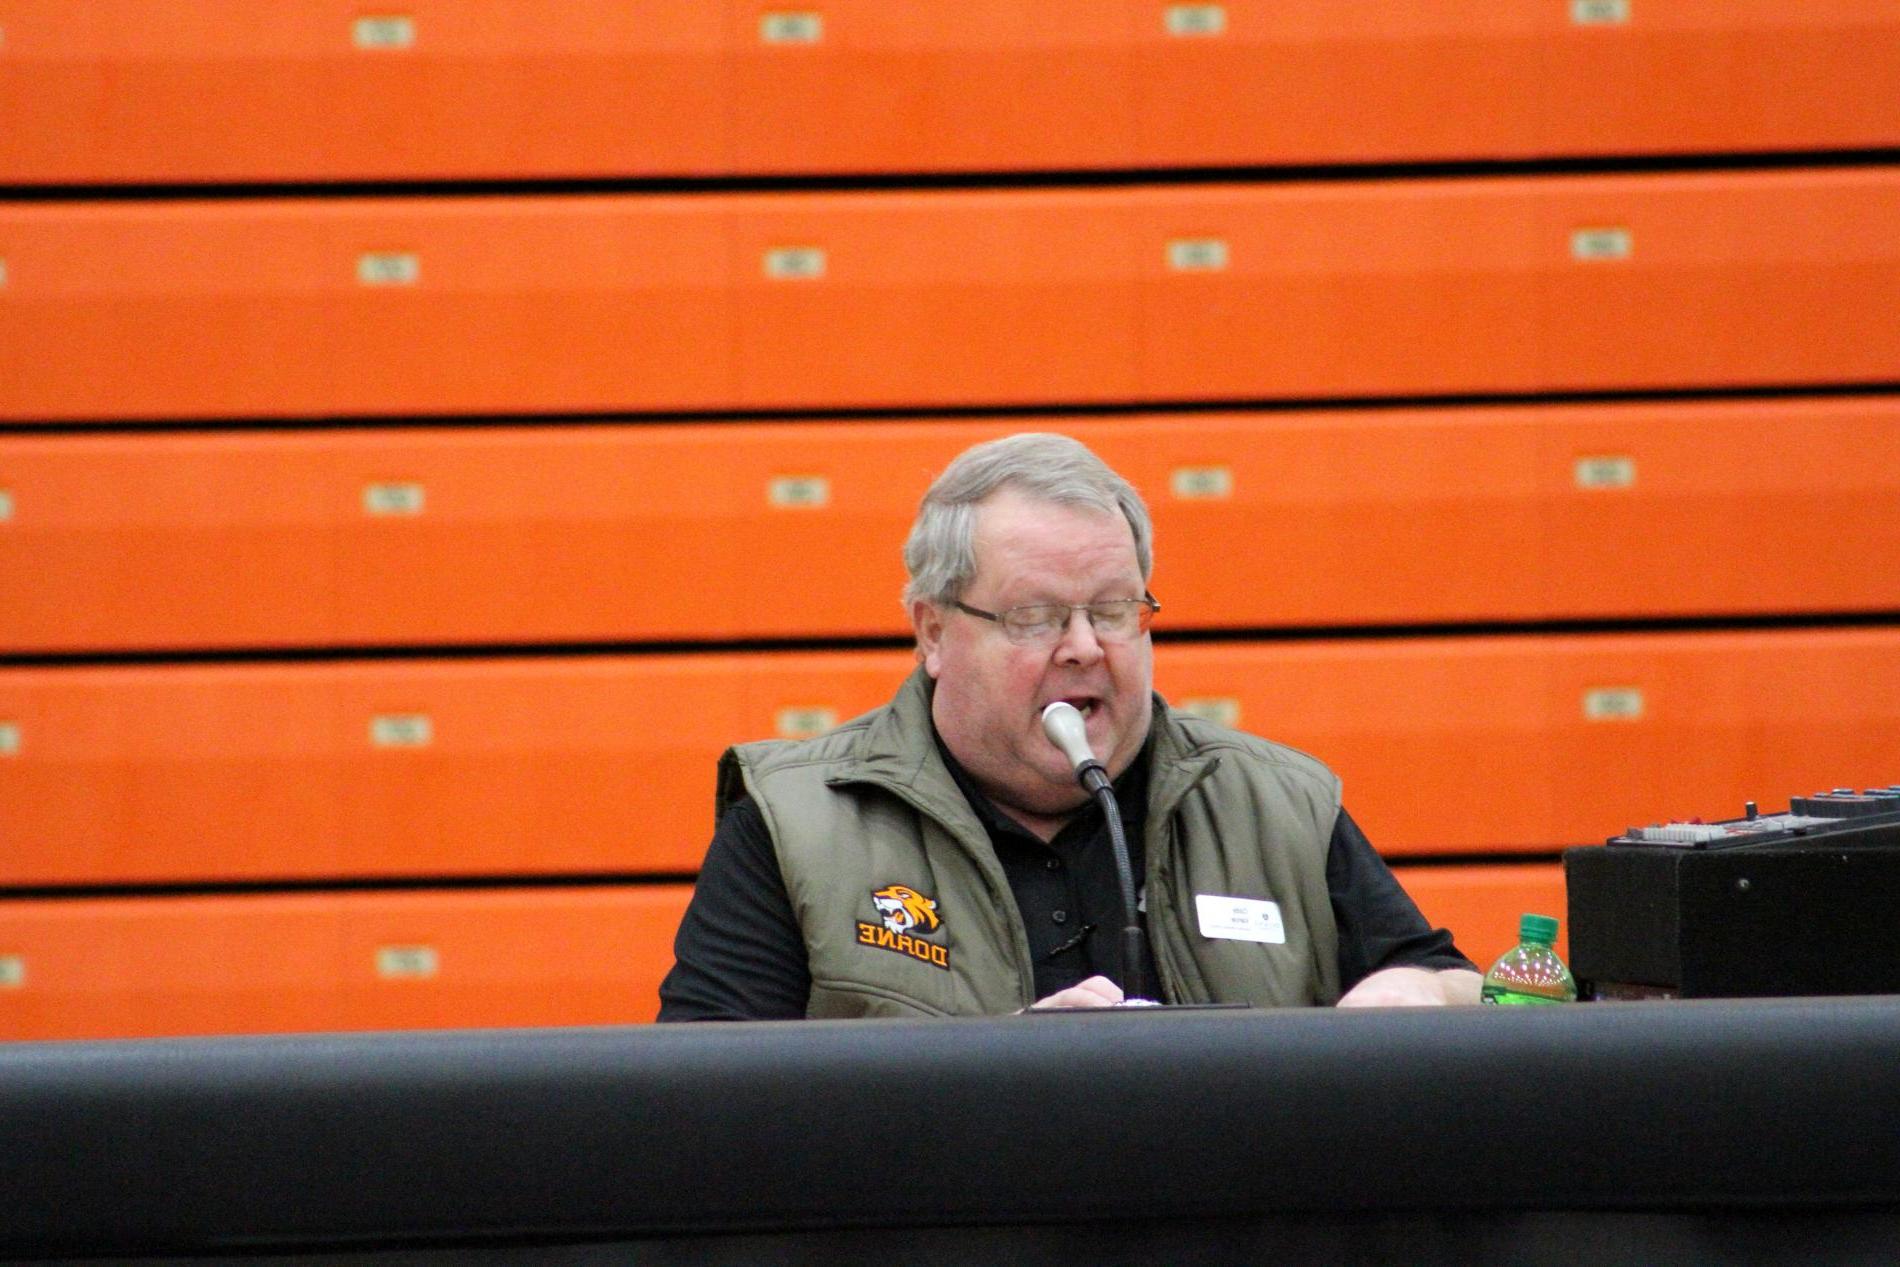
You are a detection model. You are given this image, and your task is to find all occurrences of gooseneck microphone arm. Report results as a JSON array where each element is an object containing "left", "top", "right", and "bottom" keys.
[{"left": 1040, "top": 702, "right": 1152, "bottom": 1004}]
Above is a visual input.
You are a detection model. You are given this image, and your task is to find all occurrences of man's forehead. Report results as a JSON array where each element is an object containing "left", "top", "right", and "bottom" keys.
[
  {"left": 969, "top": 494, "right": 1139, "bottom": 591},
  {"left": 972, "top": 501, "right": 1132, "bottom": 607},
  {"left": 972, "top": 490, "right": 1132, "bottom": 547}
]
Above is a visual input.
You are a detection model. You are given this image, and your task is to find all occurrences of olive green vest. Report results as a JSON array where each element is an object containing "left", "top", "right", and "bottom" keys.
[{"left": 716, "top": 668, "right": 1343, "bottom": 1017}]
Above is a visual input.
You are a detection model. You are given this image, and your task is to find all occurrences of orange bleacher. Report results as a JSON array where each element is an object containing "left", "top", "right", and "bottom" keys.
[
  {"left": 3, "top": 2, "right": 1895, "bottom": 184},
  {"left": 5, "top": 629, "right": 1895, "bottom": 888},
  {"left": 5, "top": 398, "right": 1898, "bottom": 653},
  {"left": 0, "top": 886, "right": 690, "bottom": 1040},
  {"left": 1158, "top": 630, "right": 1900, "bottom": 859},
  {"left": 4, "top": 169, "right": 1899, "bottom": 422}
]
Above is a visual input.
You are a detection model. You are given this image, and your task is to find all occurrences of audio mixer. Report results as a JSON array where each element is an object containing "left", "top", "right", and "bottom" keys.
[{"left": 1566, "top": 785, "right": 1900, "bottom": 999}]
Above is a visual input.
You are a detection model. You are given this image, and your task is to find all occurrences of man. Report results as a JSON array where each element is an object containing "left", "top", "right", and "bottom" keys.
[{"left": 660, "top": 433, "right": 1480, "bottom": 1018}]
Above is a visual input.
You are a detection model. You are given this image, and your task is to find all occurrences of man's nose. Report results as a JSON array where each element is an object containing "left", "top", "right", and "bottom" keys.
[{"left": 1052, "top": 607, "right": 1105, "bottom": 664}]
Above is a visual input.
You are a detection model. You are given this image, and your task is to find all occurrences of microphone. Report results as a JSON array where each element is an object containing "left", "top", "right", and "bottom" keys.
[
  {"left": 1039, "top": 702, "right": 1154, "bottom": 1004},
  {"left": 1040, "top": 701, "right": 1110, "bottom": 795}
]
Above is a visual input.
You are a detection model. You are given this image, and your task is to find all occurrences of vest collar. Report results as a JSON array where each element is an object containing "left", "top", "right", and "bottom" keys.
[
  {"left": 823, "top": 666, "right": 990, "bottom": 844},
  {"left": 1144, "top": 700, "right": 1225, "bottom": 822}
]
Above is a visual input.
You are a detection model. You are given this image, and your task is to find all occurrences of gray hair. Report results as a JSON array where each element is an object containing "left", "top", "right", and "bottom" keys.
[{"left": 902, "top": 433, "right": 1153, "bottom": 606}]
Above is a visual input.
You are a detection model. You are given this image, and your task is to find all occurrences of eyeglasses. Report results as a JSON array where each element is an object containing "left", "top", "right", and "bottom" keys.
[{"left": 952, "top": 594, "right": 1159, "bottom": 646}]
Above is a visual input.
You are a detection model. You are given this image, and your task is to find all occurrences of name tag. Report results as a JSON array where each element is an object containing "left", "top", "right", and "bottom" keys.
[{"left": 1196, "top": 894, "right": 1285, "bottom": 944}]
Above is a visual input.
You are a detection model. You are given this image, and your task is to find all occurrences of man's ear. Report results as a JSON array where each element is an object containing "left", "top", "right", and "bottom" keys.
[{"left": 911, "top": 600, "right": 946, "bottom": 678}]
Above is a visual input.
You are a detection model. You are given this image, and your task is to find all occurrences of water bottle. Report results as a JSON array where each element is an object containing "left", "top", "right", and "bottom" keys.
[{"left": 1480, "top": 913, "right": 1577, "bottom": 1005}]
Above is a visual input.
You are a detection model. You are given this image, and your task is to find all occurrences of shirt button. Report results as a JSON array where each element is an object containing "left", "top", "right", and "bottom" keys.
[
  {"left": 1043, "top": 857, "right": 1062, "bottom": 872},
  {"left": 1052, "top": 910, "right": 1069, "bottom": 925}
]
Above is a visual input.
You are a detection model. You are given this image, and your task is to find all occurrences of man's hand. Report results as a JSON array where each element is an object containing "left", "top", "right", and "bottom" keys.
[
  {"left": 1027, "top": 975, "right": 1125, "bottom": 1010},
  {"left": 1336, "top": 966, "right": 1482, "bottom": 1008}
]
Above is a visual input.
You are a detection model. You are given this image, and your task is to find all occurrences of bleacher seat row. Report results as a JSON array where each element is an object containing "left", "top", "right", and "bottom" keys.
[
  {"left": 5, "top": 1, "right": 1897, "bottom": 183},
  {"left": 4, "top": 169, "right": 1898, "bottom": 422}
]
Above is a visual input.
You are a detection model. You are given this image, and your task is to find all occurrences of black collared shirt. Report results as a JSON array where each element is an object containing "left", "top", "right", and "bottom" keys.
[
  {"left": 659, "top": 740, "right": 1472, "bottom": 1020},
  {"left": 932, "top": 731, "right": 1162, "bottom": 1001}
]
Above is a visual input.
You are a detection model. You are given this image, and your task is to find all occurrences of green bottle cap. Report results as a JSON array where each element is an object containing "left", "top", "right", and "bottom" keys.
[{"left": 1519, "top": 913, "right": 1559, "bottom": 945}]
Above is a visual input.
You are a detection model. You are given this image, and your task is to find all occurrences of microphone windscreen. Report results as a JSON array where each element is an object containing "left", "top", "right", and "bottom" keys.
[{"left": 1040, "top": 701, "right": 1097, "bottom": 770}]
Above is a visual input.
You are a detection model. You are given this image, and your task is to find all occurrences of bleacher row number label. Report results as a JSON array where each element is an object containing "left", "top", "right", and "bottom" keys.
[
  {"left": 0, "top": 489, "right": 13, "bottom": 522},
  {"left": 776, "top": 707, "right": 838, "bottom": 739},
  {"left": 0, "top": 956, "right": 24, "bottom": 989},
  {"left": 0, "top": 257, "right": 8, "bottom": 289},
  {"left": 1167, "top": 238, "right": 1230, "bottom": 273},
  {"left": 1171, "top": 466, "right": 1233, "bottom": 500},
  {"left": 1575, "top": 455, "right": 1636, "bottom": 490},
  {"left": 0, "top": 722, "right": 19, "bottom": 757},
  {"left": 358, "top": 252, "right": 420, "bottom": 287},
  {"left": 1165, "top": 5, "right": 1227, "bottom": 36},
  {"left": 1584, "top": 687, "right": 1645, "bottom": 721},
  {"left": 768, "top": 476, "right": 830, "bottom": 508},
  {"left": 1571, "top": 227, "right": 1633, "bottom": 261},
  {"left": 353, "top": 15, "right": 416, "bottom": 50},
  {"left": 376, "top": 946, "right": 439, "bottom": 980},
  {"left": 1178, "top": 697, "right": 1241, "bottom": 728},
  {"left": 1571, "top": 0, "right": 1631, "bottom": 26},
  {"left": 371, "top": 714, "right": 434, "bottom": 748},
  {"left": 761, "top": 13, "right": 823, "bottom": 44},
  {"left": 764, "top": 247, "right": 826, "bottom": 280},
  {"left": 363, "top": 482, "right": 426, "bottom": 516}
]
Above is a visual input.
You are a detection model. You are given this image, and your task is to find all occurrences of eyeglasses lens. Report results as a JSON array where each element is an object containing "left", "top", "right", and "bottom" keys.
[{"left": 1001, "top": 600, "right": 1151, "bottom": 644}]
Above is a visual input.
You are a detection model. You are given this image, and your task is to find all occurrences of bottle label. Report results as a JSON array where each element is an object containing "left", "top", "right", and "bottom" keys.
[{"left": 1481, "top": 988, "right": 1569, "bottom": 1005}]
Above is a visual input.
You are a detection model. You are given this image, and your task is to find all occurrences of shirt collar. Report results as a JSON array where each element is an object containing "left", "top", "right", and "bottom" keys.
[{"left": 928, "top": 711, "right": 1152, "bottom": 846}]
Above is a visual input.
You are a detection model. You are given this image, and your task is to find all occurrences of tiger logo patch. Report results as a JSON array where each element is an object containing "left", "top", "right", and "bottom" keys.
[
  {"left": 872, "top": 883, "right": 940, "bottom": 934},
  {"left": 857, "top": 883, "right": 950, "bottom": 970}
]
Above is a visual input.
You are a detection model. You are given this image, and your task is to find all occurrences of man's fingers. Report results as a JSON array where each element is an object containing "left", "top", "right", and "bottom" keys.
[
  {"left": 1028, "top": 974, "right": 1126, "bottom": 1010},
  {"left": 1335, "top": 965, "right": 1472, "bottom": 1007}
]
